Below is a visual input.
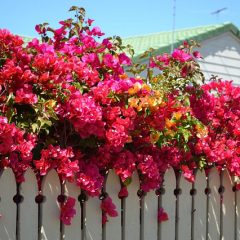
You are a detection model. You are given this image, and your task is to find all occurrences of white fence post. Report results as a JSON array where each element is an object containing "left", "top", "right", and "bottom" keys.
[
  {"left": 0, "top": 169, "right": 16, "bottom": 240},
  {"left": 65, "top": 181, "right": 82, "bottom": 239},
  {"left": 208, "top": 168, "right": 220, "bottom": 240},
  {"left": 161, "top": 168, "right": 175, "bottom": 240},
  {"left": 194, "top": 170, "right": 207, "bottom": 240},
  {"left": 125, "top": 172, "right": 140, "bottom": 240},
  {"left": 20, "top": 169, "right": 38, "bottom": 240},
  {"left": 144, "top": 189, "right": 158, "bottom": 239},
  {"left": 222, "top": 170, "right": 235, "bottom": 240},
  {"left": 237, "top": 184, "right": 240, "bottom": 239},
  {"left": 105, "top": 170, "right": 121, "bottom": 240},
  {"left": 42, "top": 170, "right": 61, "bottom": 240},
  {"left": 178, "top": 172, "right": 192, "bottom": 240},
  {"left": 85, "top": 195, "right": 102, "bottom": 240}
]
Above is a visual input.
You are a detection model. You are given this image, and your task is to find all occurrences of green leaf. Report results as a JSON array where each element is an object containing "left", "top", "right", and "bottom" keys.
[
  {"left": 6, "top": 107, "right": 15, "bottom": 122},
  {"left": 79, "top": 7, "right": 86, "bottom": 15},
  {"left": 37, "top": 117, "right": 52, "bottom": 129},
  {"left": 31, "top": 123, "right": 39, "bottom": 133},
  {"left": 69, "top": 6, "right": 78, "bottom": 12},
  {"left": 6, "top": 92, "right": 14, "bottom": 104},
  {"left": 181, "top": 129, "right": 191, "bottom": 142},
  {"left": 123, "top": 177, "right": 132, "bottom": 186}
]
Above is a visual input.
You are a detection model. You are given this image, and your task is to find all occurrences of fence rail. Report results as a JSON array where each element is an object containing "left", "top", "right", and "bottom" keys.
[{"left": 0, "top": 167, "right": 239, "bottom": 240}]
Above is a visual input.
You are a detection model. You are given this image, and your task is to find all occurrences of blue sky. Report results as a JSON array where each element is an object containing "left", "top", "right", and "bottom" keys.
[{"left": 0, "top": 0, "right": 239, "bottom": 38}]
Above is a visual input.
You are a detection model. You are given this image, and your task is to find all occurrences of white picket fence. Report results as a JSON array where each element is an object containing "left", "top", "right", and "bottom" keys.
[{"left": 0, "top": 167, "right": 239, "bottom": 240}]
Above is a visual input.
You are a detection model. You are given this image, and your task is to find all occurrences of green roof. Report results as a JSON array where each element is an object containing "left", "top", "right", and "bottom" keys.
[{"left": 122, "top": 22, "right": 240, "bottom": 61}]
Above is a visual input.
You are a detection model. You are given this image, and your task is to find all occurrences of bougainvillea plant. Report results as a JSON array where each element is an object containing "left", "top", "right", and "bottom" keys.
[{"left": 0, "top": 6, "right": 239, "bottom": 225}]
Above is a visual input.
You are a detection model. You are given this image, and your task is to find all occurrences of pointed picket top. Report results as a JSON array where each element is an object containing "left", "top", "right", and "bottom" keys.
[
  {"left": 178, "top": 171, "right": 192, "bottom": 240},
  {"left": 125, "top": 171, "right": 140, "bottom": 240},
  {"left": 105, "top": 170, "right": 121, "bottom": 240},
  {"left": 221, "top": 170, "right": 235, "bottom": 240},
  {"left": 208, "top": 167, "right": 220, "bottom": 240},
  {"left": 0, "top": 168, "right": 16, "bottom": 240},
  {"left": 194, "top": 169, "right": 207, "bottom": 240},
  {"left": 161, "top": 167, "right": 175, "bottom": 240},
  {"left": 41, "top": 170, "right": 61, "bottom": 240},
  {"left": 65, "top": 181, "right": 82, "bottom": 239},
  {"left": 20, "top": 168, "right": 38, "bottom": 240}
]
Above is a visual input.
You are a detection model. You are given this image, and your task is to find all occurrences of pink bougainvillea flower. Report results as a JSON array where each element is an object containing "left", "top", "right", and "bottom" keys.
[
  {"left": 15, "top": 84, "right": 38, "bottom": 104},
  {"left": 158, "top": 207, "right": 169, "bottom": 223},
  {"left": 118, "top": 187, "right": 129, "bottom": 198},
  {"left": 181, "top": 165, "right": 195, "bottom": 183},
  {"left": 156, "top": 53, "right": 171, "bottom": 66},
  {"left": 76, "top": 162, "right": 104, "bottom": 197},
  {"left": 102, "top": 212, "right": 108, "bottom": 225},
  {"left": 35, "top": 24, "right": 46, "bottom": 35},
  {"left": 60, "top": 197, "right": 76, "bottom": 225},
  {"left": 236, "top": 183, "right": 240, "bottom": 191},
  {"left": 193, "top": 51, "right": 202, "bottom": 59},
  {"left": 87, "top": 18, "right": 94, "bottom": 26},
  {"left": 114, "top": 150, "right": 136, "bottom": 182},
  {"left": 101, "top": 196, "right": 118, "bottom": 224},
  {"left": 172, "top": 49, "right": 192, "bottom": 62}
]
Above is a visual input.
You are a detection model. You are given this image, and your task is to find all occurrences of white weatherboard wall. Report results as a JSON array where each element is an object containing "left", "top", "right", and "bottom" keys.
[
  {"left": 137, "top": 31, "right": 240, "bottom": 86},
  {"left": 198, "top": 32, "right": 240, "bottom": 85},
  {"left": 0, "top": 168, "right": 239, "bottom": 240}
]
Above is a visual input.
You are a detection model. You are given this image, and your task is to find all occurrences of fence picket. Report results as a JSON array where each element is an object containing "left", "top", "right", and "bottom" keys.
[
  {"left": 221, "top": 170, "right": 235, "bottom": 240},
  {"left": 161, "top": 168, "right": 175, "bottom": 240},
  {"left": 144, "top": 190, "right": 158, "bottom": 240},
  {"left": 0, "top": 169, "right": 16, "bottom": 240},
  {"left": 125, "top": 172, "right": 140, "bottom": 240},
  {"left": 208, "top": 168, "right": 220, "bottom": 240},
  {"left": 194, "top": 170, "right": 207, "bottom": 240},
  {"left": 0, "top": 166, "right": 239, "bottom": 240},
  {"left": 65, "top": 181, "right": 82, "bottom": 240},
  {"left": 105, "top": 170, "right": 121, "bottom": 240},
  {"left": 20, "top": 169, "right": 38, "bottom": 240},
  {"left": 42, "top": 170, "right": 61, "bottom": 240},
  {"left": 237, "top": 185, "right": 240, "bottom": 239},
  {"left": 85, "top": 196, "right": 102, "bottom": 240},
  {"left": 178, "top": 172, "right": 192, "bottom": 240}
]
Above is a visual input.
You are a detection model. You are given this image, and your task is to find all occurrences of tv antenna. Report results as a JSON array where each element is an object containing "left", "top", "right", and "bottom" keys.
[
  {"left": 171, "top": 0, "right": 176, "bottom": 52},
  {"left": 211, "top": 7, "right": 227, "bottom": 20}
]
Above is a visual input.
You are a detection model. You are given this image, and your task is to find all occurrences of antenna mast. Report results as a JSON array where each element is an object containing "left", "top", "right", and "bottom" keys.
[
  {"left": 211, "top": 7, "right": 227, "bottom": 21},
  {"left": 171, "top": 0, "right": 176, "bottom": 52}
]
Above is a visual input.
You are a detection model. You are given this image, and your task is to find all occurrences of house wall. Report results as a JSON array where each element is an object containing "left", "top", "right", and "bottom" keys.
[{"left": 198, "top": 32, "right": 240, "bottom": 85}]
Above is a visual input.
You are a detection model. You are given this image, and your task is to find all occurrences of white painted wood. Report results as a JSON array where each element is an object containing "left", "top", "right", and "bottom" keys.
[
  {"left": 161, "top": 168, "right": 175, "bottom": 240},
  {"left": 125, "top": 172, "right": 140, "bottom": 240},
  {"left": 86, "top": 196, "right": 102, "bottom": 240},
  {"left": 0, "top": 169, "right": 16, "bottom": 240},
  {"left": 208, "top": 168, "right": 220, "bottom": 240},
  {"left": 65, "top": 181, "right": 81, "bottom": 239},
  {"left": 139, "top": 32, "right": 240, "bottom": 85},
  {"left": 105, "top": 171, "right": 121, "bottom": 240},
  {"left": 194, "top": 170, "right": 207, "bottom": 240},
  {"left": 42, "top": 170, "right": 60, "bottom": 240},
  {"left": 20, "top": 169, "right": 38, "bottom": 240},
  {"left": 222, "top": 170, "right": 235, "bottom": 240},
  {"left": 198, "top": 32, "right": 240, "bottom": 85},
  {"left": 237, "top": 184, "right": 240, "bottom": 239},
  {"left": 144, "top": 189, "right": 158, "bottom": 239},
  {"left": 0, "top": 166, "right": 239, "bottom": 240},
  {"left": 178, "top": 173, "right": 192, "bottom": 240}
]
